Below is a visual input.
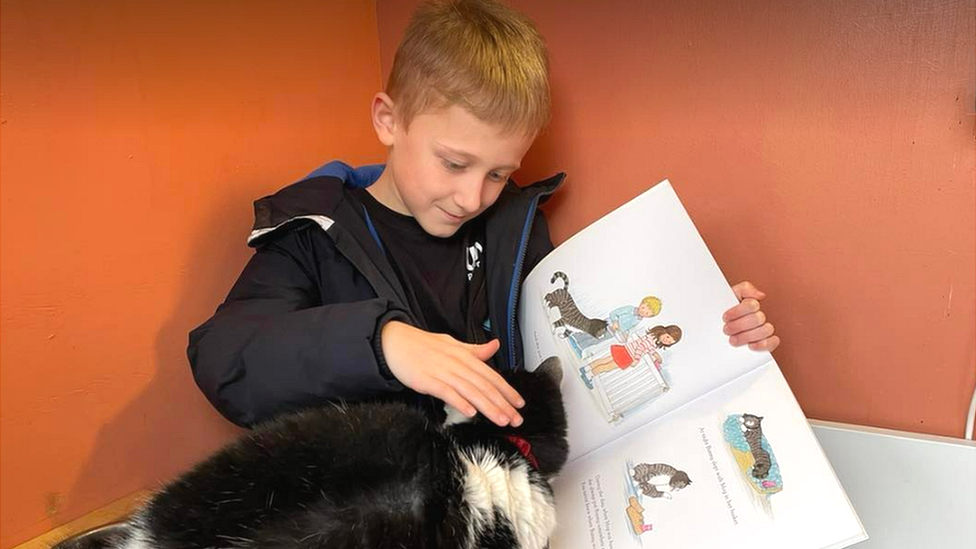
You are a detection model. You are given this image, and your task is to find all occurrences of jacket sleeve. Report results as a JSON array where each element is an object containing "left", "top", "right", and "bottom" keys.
[{"left": 187, "top": 225, "right": 407, "bottom": 427}]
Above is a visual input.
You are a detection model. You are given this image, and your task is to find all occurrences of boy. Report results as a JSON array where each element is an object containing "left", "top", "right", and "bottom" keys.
[{"left": 188, "top": 0, "right": 779, "bottom": 429}]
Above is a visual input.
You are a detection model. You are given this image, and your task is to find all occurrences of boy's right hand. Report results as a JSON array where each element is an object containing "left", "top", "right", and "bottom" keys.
[{"left": 380, "top": 320, "right": 525, "bottom": 427}]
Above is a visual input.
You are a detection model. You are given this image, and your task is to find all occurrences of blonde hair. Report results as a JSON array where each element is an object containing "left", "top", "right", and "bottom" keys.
[
  {"left": 386, "top": 0, "right": 551, "bottom": 136},
  {"left": 640, "top": 296, "right": 662, "bottom": 316}
]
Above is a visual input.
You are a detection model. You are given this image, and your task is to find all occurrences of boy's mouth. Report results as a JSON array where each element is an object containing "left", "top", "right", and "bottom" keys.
[{"left": 440, "top": 207, "right": 467, "bottom": 223}]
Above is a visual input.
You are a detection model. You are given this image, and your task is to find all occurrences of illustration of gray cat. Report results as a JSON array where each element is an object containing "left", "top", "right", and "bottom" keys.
[
  {"left": 630, "top": 462, "right": 692, "bottom": 500},
  {"left": 544, "top": 271, "right": 608, "bottom": 339},
  {"left": 742, "top": 413, "right": 772, "bottom": 479}
]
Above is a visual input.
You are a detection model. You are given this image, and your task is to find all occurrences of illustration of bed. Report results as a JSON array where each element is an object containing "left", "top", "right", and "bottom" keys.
[
  {"left": 591, "top": 355, "right": 670, "bottom": 423},
  {"left": 723, "top": 413, "right": 783, "bottom": 515}
]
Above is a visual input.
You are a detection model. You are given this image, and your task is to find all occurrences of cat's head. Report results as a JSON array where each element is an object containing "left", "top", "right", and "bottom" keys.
[
  {"left": 751, "top": 462, "right": 770, "bottom": 479},
  {"left": 445, "top": 356, "right": 569, "bottom": 478},
  {"left": 742, "top": 413, "right": 763, "bottom": 429},
  {"left": 670, "top": 470, "right": 692, "bottom": 490}
]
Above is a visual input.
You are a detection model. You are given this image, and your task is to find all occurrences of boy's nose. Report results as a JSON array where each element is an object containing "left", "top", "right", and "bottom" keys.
[{"left": 454, "top": 177, "right": 484, "bottom": 215}]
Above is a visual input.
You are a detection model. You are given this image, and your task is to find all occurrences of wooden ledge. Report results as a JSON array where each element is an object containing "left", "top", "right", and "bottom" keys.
[{"left": 12, "top": 490, "right": 152, "bottom": 549}]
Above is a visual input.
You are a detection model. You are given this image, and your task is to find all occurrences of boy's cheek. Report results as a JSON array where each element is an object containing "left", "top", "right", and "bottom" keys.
[{"left": 482, "top": 183, "right": 507, "bottom": 209}]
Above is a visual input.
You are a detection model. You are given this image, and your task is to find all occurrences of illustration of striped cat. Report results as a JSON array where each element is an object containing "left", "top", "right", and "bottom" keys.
[
  {"left": 630, "top": 462, "right": 692, "bottom": 499},
  {"left": 544, "top": 271, "right": 608, "bottom": 339},
  {"left": 741, "top": 413, "right": 772, "bottom": 479}
]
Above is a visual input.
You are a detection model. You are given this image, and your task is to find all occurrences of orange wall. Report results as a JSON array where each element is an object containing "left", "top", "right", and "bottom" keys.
[
  {"left": 0, "top": 1, "right": 384, "bottom": 546},
  {"left": 377, "top": 0, "right": 976, "bottom": 435},
  {"left": 2, "top": 0, "right": 974, "bottom": 545}
]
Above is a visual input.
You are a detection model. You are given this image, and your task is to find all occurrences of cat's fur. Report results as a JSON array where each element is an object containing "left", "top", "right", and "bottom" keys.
[
  {"left": 630, "top": 462, "right": 692, "bottom": 499},
  {"left": 741, "top": 413, "right": 771, "bottom": 479},
  {"left": 544, "top": 272, "right": 608, "bottom": 339},
  {"left": 54, "top": 358, "right": 569, "bottom": 549}
]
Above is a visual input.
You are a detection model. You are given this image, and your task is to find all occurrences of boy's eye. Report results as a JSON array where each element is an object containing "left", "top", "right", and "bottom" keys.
[
  {"left": 443, "top": 159, "right": 466, "bottom": 172},
  {"left": 488, "top": 171, "right": 506, "bottom": 182}
]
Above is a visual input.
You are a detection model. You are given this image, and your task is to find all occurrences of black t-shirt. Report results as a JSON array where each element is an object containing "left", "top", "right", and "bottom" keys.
[{"left": 353, "top": 188, "right": 489, "bottom": 345}]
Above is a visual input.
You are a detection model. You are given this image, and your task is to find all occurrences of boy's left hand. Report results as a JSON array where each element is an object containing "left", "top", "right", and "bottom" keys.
[{"left": 723, "top": 281, "right": 780, "bottom": 352}]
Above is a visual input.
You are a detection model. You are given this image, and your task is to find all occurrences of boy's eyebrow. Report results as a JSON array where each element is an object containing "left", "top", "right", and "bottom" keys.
[{"left": 435, "top": 142, "right": 520, "bottom": 171}]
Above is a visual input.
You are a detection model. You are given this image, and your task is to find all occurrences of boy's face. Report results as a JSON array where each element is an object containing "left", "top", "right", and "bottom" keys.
[{"left": 371, "top": 96, "right": 536, "bottom": 238}]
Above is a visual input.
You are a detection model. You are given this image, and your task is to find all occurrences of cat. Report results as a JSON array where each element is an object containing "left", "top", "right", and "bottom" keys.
[
  {"left": 544, "top": 271, "right": 608, "bottom": 339},
  {"left": 630, "top": 462, "right": 692, "bottom": 500},
  {"left": 54, "top": 358, "right": 569, "bottom": 549},
  {"left": 741, "top": 413, "right": 772, "bottom": 479}
]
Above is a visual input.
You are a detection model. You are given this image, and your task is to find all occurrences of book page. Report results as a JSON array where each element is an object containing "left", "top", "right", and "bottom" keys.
[
  {"left": 548, "top": 362, "right": 867, "bottom": 549},
  {"left": 521, "top": 181, "right": 769, "bottom": 460}
]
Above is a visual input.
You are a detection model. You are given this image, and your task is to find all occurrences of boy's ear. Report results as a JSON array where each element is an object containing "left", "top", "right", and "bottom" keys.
[{"left": 371, "top": 92, "right": 397, "bottom": 147}]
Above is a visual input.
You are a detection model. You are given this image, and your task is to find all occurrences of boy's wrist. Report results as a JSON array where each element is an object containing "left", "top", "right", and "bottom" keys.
[{"left": 372, "top": 310, "right": 410, "bottom": 380}]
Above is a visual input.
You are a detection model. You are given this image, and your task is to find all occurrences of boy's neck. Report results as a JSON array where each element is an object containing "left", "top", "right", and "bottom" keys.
[{"left": 367, "top": 167, "right": 412, "bottom": 217}]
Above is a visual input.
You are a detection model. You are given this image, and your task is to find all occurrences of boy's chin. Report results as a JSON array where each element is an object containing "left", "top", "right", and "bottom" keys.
[{"left": 418, "top": 217, "right": 464, "bottom": 238}]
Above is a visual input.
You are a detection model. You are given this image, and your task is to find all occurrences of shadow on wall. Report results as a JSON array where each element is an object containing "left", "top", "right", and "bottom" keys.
[{"left": 60, "top": 188, "right": 256, "bottom": 520}]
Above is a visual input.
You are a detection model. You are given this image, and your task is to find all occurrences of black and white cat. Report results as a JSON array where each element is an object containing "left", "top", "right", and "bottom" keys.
[{"left": 56, "top": 358, "right": 569, "bottom": 549}]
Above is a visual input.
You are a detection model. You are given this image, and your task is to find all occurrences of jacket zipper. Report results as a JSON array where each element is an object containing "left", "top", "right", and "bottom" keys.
[{"left": 506, "top": 187, "right": 557, "bottom": 370}]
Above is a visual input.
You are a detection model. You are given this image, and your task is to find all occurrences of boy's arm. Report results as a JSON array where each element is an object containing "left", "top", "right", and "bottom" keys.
[
  {"left": 367, "top": 207, "right": 554, "bottom": 427},
  {"left": 608, "top": 305, "right": 629, "bottom": 326},
  {"left": 187, "top": 226, "right": 406, "bottom": 427}
]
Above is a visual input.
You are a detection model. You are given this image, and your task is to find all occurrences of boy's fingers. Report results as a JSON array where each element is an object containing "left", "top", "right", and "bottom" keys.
[
  {"left": 731, "top": 281, "right": 766, "bottom": 302},
  {"left": 466, "top": 362, "right": 525, "bottom": 427},
  {"left": 451, "top": 364, "right": 520, "bottom": 420},
  {"left": 443, "top": 372, "right": 510, "bottom": 427},
  {"left": 469, "top": 361, "right": 525, "bottom": 408},
  {"left": 723, "top": 311, "right": 766, "bottom": 336},
  {"left": 748, "top": 335, "right": 781, "bottom": 352},
  {"left": 457, "top": 340, "right": 524, "bottom": 409},
  {"left": 425, "top": 379, "right": 476, "bottom": 417},
  {"left": 729, "top": 323, "right": 775, "bottom": 347},
  {"left": 723, "top": 298, "right": 761, "bottom": 322},
  {"left": 475, "top": 377, "right": 523, "bottom": 426}
]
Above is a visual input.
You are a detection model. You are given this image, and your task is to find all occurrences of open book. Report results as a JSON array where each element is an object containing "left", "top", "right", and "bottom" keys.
[{"left": 520, "top": 181, "right": 867, "bottom": 549}]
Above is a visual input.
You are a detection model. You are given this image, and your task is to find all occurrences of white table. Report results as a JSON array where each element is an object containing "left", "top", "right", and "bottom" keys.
[{"left": 811, "top": 420, "right": 976, "bottom": 549}]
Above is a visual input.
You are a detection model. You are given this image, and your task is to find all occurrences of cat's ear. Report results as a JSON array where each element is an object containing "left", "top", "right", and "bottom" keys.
[{"left": 535, "top": 356, "right": 563, "bottom": 385}]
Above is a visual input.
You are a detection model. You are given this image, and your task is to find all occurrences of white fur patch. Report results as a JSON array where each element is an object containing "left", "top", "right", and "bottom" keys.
[
  {"left": 118, "top": 512, "right": 152, "bottom": 549},
  {"left": 444, "top": 404, "right": 475, "bottom": 426},
  {"left": 459, "top": 446, "right": 557, "bottom": 549}
]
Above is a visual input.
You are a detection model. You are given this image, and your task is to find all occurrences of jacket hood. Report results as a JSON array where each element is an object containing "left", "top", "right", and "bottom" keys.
[{"left": 247, "top": 161, "right": 382, "bottom": 246}]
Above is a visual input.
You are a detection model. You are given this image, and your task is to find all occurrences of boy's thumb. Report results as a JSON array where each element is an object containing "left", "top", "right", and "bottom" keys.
[{"left": 472, "top": 339, "right": 501, "bottom": 359}]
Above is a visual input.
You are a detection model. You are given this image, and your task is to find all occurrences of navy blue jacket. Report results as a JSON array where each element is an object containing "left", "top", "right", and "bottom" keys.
[{"left": 188, "top": 161, "right": 564, "bottom": 427}]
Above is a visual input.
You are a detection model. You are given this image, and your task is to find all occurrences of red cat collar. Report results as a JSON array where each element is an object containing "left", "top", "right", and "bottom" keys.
[{"left": 505, "top": 435, "right": 539, "bottom": 469}]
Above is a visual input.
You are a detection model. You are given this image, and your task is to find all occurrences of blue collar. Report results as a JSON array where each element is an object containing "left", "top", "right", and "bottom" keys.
[{"left": 302, "top": 160, "right": 384, "bottom": 188}]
